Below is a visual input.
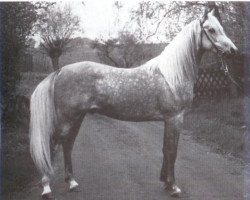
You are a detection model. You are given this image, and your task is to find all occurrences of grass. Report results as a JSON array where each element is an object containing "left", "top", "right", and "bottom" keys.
[
  {"left": 2, "top": 72, "right": 47, "bottom": 194},
  {"left": 2, "top": 122, "right": 39, "bottom": 194},
  {"left": 185, "top": 98, "right": 245, "bottom": 159}
]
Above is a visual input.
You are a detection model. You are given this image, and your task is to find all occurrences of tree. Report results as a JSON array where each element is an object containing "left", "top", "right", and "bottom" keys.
[
  {"left": 1, "top": 3, "right": 57, "bottom": 194},
  {"left": 91, "top": 1, "right": 159, "bottom": 68},
  {"left": 0, "top": 2, "right": 39, "bottom": 124},
  {"left": 36, "top": 4, "right": 82, "bottom": 70},
  {"left": 91, "top": 37, "right": 120, "bottom": 67},
  {"left": 117, "top": 31, "right": 157, "bottom": 68},
  {"left": 92, "top": 31, "right": 158, "bottom": 68},
  {"left": 129, "top": 2, "right": 204, "bottom": 42},
  {"left": 129, "top": 1, "right": 245, "bottom": 46}
]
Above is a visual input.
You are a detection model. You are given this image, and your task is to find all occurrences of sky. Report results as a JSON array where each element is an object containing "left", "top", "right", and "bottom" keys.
[
  {"left": 31, "top": 0, "right": 166, "bottom": 47},
  {"left": 61, "top": 0, "right": 144, "bottom": 40}
]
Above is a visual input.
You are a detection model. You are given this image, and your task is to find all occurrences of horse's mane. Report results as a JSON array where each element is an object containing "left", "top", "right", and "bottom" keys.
[{"left": 145, "top": 20, "right": 202, "bottom": 94}]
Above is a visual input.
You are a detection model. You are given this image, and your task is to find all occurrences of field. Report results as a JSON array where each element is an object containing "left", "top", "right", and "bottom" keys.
[{"left": 2, "top": 72, "right": 246, "bottom": 195}]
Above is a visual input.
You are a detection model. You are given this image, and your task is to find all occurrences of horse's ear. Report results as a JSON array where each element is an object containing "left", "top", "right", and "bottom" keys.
[
  {"left": 208, "top": 7, "right": 222, "bottom": 23},
  {"left": 201, "top": 8, "right": 209, "bottom": 25},
  {"left": 210, "top": 8, "right": 215, "bottom": 16}
]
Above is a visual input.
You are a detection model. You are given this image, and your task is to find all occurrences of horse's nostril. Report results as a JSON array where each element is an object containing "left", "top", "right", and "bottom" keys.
[
  {"left": 230, "top": 47, "right": 238, "bottom": 55},
  {"left": 230, "top": 47, "right": 235, "bottom": 54}
]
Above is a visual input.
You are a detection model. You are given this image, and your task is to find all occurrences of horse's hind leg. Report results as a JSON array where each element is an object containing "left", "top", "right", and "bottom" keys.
[
  {"left": 61, "top": 113, "right": 85, "bottom": 191},
  {"left": 41, "top": 134, "right": 59, "bottom": 199}
]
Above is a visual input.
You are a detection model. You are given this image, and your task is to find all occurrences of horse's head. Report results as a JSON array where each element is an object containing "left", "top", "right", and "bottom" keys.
[{"left": 200, "top": 9, "right": 238, "bottom": 56}]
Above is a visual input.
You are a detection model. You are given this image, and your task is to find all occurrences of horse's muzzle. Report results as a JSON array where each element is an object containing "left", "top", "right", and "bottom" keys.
[
  {"left": 223, "top": 47, "right": 239, "bottom": 58},
  {"left": 228, "top": 46, "right": 237, "bottom": 55}
]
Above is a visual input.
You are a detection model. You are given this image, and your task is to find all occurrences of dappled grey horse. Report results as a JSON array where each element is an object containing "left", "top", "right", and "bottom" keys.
[{"left": 30, "top": 9, "right": 237, "bottom": 199}]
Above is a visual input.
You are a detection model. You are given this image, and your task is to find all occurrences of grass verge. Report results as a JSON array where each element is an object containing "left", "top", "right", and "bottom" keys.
[
  {"left": 185, "top": 98, "right": 245, "bottom": 159},
  {"left": 2, "top": 72, "right": 47, "bottom": 194},
  {"left": 3, "top": 123, "right": 38, "bottom": 194}
]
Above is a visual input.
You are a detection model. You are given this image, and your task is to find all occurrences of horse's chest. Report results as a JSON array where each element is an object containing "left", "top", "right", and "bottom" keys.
[{"left": 173, "top": 81, "right": 194, "bottom": 105}]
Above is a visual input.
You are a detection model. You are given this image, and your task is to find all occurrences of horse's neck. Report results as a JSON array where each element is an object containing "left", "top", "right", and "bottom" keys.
[{"left": 156, "top": 20, "right": 203, "bottom": 93}]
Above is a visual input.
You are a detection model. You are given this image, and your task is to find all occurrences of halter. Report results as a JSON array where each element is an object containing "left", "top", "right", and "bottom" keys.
[
  {"left": 200, "top": 19, "right": 228, "bottom": 71},
  {"left": 199, "top": 19, "right": 245, "bottom": 94},
  {"left": 199, "top": 19, "right": 222, "bottom": 56}
]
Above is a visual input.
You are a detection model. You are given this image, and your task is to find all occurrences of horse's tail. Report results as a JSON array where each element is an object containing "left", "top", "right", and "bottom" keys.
[{"left": 30, "top": 72, "right": 58, "bottom": 176}]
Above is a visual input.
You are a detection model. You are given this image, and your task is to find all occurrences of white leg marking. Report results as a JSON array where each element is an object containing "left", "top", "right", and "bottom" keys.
[
  {"left": 42, "top": 184, "right": 52, "bottom": 195},
  {"left": 173, "top": 185, "right": 181, "bottom": 193},
  {"left": 170, "top": 184, "right": 181, "bottom": 196},
  {"left": 69, "top": 179, "right": 79, "bottom": 189}
]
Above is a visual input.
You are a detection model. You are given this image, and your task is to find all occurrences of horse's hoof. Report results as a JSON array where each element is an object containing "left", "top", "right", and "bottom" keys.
[
  {"left": 41, "top": 192, "right": 56, "bottom": 200},
  {"left": 165, "top": 184, "right": 181, "bottom": 197},
  {"left": 69, "top": 185, "right": 81, "bottom": 193}
]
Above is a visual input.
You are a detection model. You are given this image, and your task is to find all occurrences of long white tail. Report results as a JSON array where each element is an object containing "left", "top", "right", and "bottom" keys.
[{"left": 30, "top": 72, "right": 58, "bottom": 175}]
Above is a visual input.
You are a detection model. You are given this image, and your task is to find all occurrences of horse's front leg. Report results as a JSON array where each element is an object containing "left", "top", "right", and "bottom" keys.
[{"left": 160, "top": 113, "right": 182, "bottom": 196}]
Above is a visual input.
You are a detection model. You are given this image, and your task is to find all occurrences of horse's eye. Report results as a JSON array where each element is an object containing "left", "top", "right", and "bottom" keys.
[{"left": 208, "top": 28, "right": 215, "bottom": 34}]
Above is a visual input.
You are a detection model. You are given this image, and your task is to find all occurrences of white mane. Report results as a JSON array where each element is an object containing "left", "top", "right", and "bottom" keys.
[{"left": 145, "top": 20, "right": 202, "bottom": 95}]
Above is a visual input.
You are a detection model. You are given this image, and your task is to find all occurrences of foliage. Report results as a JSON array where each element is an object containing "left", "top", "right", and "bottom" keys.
[
  {"left": 0, "top": 2, "right": 56, "bottom": 194},
  {"left": 218, "top": 2, "right": 246, "bottom": 51},
  {"left": 129, "top": 1, "right": 204, "bottom": 42},
  {"left": 0, "top": 2, "right": 38, "bottom": 125},
  {"left": 185, "top": 98, "right": 245, "bottom": 158},
  {"left": 91, "top": 37, "right": 119, "bottom": 67},
  {"left": 35, "top": 4, "right": 82, "bottom": 70},
  {"left": 92, "top": 1, "right": 161, "bottom": 68},
  {"left": 0, "top": 2, "right": 38, "bottom": 194},
  {"left": 129, "top": 1, "right": 245, "bottom": 46},
  {"left": 92, "top": 31, "right": 158, "bottom": 68}
]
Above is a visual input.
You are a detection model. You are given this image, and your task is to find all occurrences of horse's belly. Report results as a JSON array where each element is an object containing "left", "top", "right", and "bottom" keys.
[
  {"left": 94, "top": 70, "right": 164, "bottom": 121},
  {"left": 98, "top": 105, "right": 164, "bottom": 121},
  {"left": 98, "top": 95, "right": 164, "bottom": 121}
]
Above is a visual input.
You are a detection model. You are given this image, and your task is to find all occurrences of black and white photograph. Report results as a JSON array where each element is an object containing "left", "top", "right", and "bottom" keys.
[{"left": 1, "top": 1, "right": 249, "bottom": 199}]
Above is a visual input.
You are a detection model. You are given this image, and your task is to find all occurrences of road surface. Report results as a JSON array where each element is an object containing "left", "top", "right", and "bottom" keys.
[{"left": 7, "top": 114, "right": 244, "bottom": 200}]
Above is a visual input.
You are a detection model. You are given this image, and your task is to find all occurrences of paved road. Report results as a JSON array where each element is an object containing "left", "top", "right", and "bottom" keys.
[{"left": 7, "top": 114, "right": 244, "bottom": 200}]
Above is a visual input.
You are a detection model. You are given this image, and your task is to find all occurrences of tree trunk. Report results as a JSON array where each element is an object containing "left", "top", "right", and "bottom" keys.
[{"left": 51, "top": 56, "right": 60, "bottom": 71}]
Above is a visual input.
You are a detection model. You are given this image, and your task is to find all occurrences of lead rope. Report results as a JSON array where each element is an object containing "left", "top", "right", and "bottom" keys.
[{"left": 220, "top": 57, "right": 248, "bottom": 96}]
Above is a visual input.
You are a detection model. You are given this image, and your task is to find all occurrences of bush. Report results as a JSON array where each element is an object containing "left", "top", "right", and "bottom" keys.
[{"left": 185, "top": 98, "right": 245, "bottom": 158}]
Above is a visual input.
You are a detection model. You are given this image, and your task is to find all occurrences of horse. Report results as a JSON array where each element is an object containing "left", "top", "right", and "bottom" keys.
[{"left": 30, "top": 9, "right": 237, "bottom": 199}]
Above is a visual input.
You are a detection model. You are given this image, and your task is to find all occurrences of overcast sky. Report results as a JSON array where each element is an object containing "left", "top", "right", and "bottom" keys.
[{"left": 63, "top": 0, "right": 144, "bottom": 40}]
